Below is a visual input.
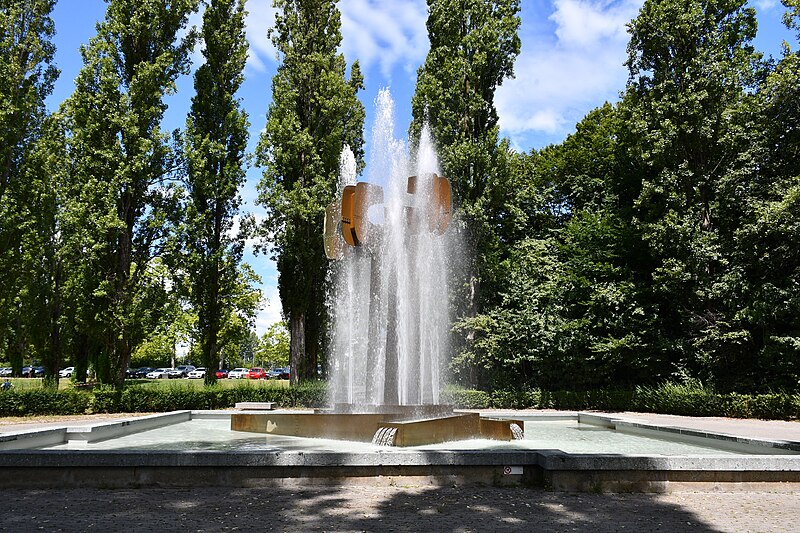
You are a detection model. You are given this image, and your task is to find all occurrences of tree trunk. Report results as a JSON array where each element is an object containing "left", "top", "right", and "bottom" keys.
[{"left": 290, "top": 312, "right": 305, "bottom": 386}]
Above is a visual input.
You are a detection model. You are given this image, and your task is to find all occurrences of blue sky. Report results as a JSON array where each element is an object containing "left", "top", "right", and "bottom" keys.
[{"left": 46, "top": 0, "right": 795, "bottom": 334}]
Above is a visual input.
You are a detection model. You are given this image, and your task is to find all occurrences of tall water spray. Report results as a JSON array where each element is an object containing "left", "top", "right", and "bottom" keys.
[{"left": 328, "top": 89, "right": 455, "bottom": 407}]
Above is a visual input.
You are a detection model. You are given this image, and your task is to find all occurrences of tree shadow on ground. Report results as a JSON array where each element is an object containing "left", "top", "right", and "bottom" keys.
[{"left": 0, "top": 483, "right": 783, "bottom": 532}]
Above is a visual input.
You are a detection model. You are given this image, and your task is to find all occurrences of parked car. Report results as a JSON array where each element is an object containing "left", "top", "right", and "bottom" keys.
[
  {"left": 168, "top": 365, "right": 196, "bottom": 379},
  {"left": 0, "top": 367, "right": 13, "bottom": 377},
  {"left": 215, "top": 369, "right": 229, "bottom": 379},
  {"left": 248, "top": 367, "right": 268, "bottom": 379},
  {"left": 132, "top": 367, "right": 154, "bottom": 378},
  {"left": 146, "top": 368, "right": 171, "bottom": 379},
  {"left": 59, "top": 367, "right": 75, "bottom": 378},
  {"left": 265, "top": 369, "right": 281, "bottom": 379},
  {"left": 21, "top": 366, "right": 44, "bottom": 377},
  {"left": 275, "top": 367, "right": 290, "bottom": 380},
  {"left": 228, "top": 367, "right": 249, "bottom": 379},
  {"left": 187, "top": 367, "right": 206, "bottom": 379}
]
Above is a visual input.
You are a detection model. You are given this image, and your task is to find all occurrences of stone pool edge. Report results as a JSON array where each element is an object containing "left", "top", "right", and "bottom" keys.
[{"left": 1, "top": 410, "right": 799, "bottom": 492}]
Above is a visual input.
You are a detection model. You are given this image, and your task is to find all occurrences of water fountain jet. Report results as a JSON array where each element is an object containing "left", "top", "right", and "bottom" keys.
[{"left": 232, "top": 89, "right": 521, "bottom": 446}]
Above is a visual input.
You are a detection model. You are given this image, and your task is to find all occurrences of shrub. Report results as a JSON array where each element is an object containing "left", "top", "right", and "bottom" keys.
[
  {"left": 0, "top": 388, "right": 92, "bottom": 416},
  {"left": 441, "top": 386, "right": 492, "bottom": 408}
]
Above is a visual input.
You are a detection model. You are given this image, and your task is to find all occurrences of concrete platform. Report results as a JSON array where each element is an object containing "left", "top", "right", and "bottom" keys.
[{"left": 1, "top": 410, "right": 799, "bottom": 492}]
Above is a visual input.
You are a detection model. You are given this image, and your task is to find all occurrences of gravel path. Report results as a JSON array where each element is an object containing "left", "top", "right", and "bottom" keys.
[{"left": 0, "top": 485, "right": 797, "bottom": 533}]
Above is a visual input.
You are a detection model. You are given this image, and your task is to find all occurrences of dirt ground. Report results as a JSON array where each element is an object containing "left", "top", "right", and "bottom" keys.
[{"left": 0, "top": 485, "right": 797, "bottom": 532}]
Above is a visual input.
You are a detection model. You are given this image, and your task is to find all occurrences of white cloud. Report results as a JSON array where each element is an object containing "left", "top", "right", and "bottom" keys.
[
  {"left": 551, "top": 0, "right": 633, "bottom": 47},
  {"left": 244, "top": 0, "right": 429, "bottom": 80},
  {"left": 754, "top": 0, "right": 778, "bottom": 9},
  {"left": 244, "top": 1, "right": 279, "bottom": 72},
  {"left": 497, "top": 0, "right": 643, "bottom": 147},
  {"left": 339, "top": 0, "right": 429, "bottom": 79}
]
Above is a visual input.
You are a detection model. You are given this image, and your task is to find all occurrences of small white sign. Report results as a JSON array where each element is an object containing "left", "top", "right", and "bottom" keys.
[{"left": 503, "top": 466, "right": 523, "bottom": 475}]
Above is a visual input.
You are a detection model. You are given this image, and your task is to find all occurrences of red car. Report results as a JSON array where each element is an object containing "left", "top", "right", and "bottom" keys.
[
  {"left": 215, "top": 369, "right": 229, "bottom": 379},
  {"left": 248, "top": 367, "right": 268, "bottom": 379}
]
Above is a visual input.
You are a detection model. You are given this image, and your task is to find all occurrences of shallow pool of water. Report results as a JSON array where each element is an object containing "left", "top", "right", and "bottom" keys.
[{"left": 40, "top": 418, "right": 789, "bottom": 456}]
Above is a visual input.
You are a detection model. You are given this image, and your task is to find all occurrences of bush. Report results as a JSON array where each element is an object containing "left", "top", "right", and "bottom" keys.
[
  {"left": 441, "top": 386, "right": 492, "bottom": 408},
  {"left": 0, "top": 388, "right": 92, "bottom": 416},
  {"left": 0, "top": 380, "right": 796, "bottom": 420},
  {"left": 441, "top": 382, "right": 798, "bottom": 420}
]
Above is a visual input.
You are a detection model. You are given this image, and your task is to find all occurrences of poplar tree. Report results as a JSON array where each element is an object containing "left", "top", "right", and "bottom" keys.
[
  {"left": 409, "top": 0, "right": 521, "bottom": 318},
  {"left": 184, "top": 0, "right": 250, "bottom": 385},
  {"left": 62, "top": 0, "right": 198, "bottom": 388},
  {"left": 256, "top": 0, "right": 365, "bottom": 384},
  {"left": 0, "top": 0, "right": 58, "bottom": 374}
]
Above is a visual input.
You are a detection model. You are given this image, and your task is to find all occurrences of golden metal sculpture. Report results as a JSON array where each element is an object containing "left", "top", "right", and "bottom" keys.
[
  {"left": 326, "top": 175, "right": 451, "bottom": 257},
  {"left": 354, "top": 182, "right": 384, "bottom": 245},
  {"left": 429, "top": 174, "right": 451, "bottom": 235},
  {"left": 340, "top": 185, "right": 358, "bottom": 246},
  {"left": 323, "top": 202, "right": 344, "bottom": 260}
]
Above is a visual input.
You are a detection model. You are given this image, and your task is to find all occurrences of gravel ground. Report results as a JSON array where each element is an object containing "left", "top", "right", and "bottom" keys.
[{"left": 0, "top": 485, "right": 797, "bottom": 533}]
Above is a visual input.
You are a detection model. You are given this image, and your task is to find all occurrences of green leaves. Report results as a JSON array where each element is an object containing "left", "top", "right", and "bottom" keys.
[
  {"left": 256, "top": 0, "right": 365, "bottom": 382},
  {"left": 60, "top": 0, "right": 199, "bottom": 387},
  {"left": 183, "top": 0, "right": 251, "bottom": 385}
]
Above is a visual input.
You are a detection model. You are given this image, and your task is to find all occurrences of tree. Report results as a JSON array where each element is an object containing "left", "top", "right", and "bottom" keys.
[
  {"left": 623, "top": 0, "right": 763, "bottom": 388},
  {"left": 256, "top": 0, "right": 365, "bottom": 384},
  {"left": 0, "top": 0, "right": 58, "bottom": 376},
  {"left": 724, "top": 0, "right": 800, "bottom": 390},
  {"left": 409, "top": 0, "right": 521, "bottom": 339},
  {"left": 257, "top": 321, "right": 290, "bottom": 369},
  {"left": 184, "top": 0, "right": 249, "bottom": 386},
  {"left": 61, "top": 0, "right": 198, "bottom": 388}
]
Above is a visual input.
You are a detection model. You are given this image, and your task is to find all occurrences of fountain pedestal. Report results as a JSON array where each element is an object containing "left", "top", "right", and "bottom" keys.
[{"left": 231, "top": 405, "right": 523, "bottom": 447}]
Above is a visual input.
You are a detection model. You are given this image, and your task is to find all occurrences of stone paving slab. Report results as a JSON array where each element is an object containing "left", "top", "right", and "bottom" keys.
[
  {"left": 478, "top": 410, "right": 800, "bottom": 444},
  {"left": 0, "top": 485, "right": 796, "bottom": 532}
]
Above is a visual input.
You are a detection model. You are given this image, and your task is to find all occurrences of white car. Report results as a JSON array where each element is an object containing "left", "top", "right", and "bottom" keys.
[
  {"left": 59, "top": 367, "right": 75, "bottom": 378},
  {"left": 146, "top": 368, "right": 171, "bottom": 379},
  {"left": 187, "top": 367, "right": 206, "bottom": 379},
  {"left": 228, "top": 367, "right": 249, "bottom": 379}
]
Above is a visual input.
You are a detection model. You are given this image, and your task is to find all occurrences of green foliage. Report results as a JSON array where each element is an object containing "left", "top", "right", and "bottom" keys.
[
  {"left": 442, "top": 384, "right": 799, "bottom": 420},
  {"left": 60, "top": 0, "right": 199, "bottom": 389},
  {"left": 0, "top": 388, "right": 92, "bottom": 416},
  {"left": 0, "top": 0, "right": 59, "bottom": 381},
  {"left": 256, "top": 0, "right": 365, "bottom": 383},
  {"left": 410, "top": 0, "right": 521, "bottom": 332},
  {"left": 92, "top": 380, "right": 328, "bottom": 413},
  {"left": 453, "top": 0, "right": 800, "bottom": 395},
  {"left": 183, "top": 0, "right": 251, "bottom": 387},
  {"left": 257, "top": 321, "right": 290, "bottom": 368}
]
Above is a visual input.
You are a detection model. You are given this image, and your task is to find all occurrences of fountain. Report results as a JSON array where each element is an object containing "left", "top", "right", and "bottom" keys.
[{"left": 232, "top": 89, "right": 522, "bottom": 446}]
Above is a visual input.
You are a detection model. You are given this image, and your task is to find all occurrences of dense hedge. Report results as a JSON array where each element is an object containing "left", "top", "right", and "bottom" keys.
[
  {"left": 0, "top": 381, "right": 328, "bottom": 416},
  {"left": 0, "top": 381, "right": 797, "bottom": 420},
  {"left": 441, "top": 384, "right": 800, "bottom": 420},
  {"left": 0, "top": 388, "right": 93, "bottom": 416}
]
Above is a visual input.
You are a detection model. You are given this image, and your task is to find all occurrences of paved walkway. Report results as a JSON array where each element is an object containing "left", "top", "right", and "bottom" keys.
[{"left": 478, "top": 409, "right": 800, "bottom": 444}]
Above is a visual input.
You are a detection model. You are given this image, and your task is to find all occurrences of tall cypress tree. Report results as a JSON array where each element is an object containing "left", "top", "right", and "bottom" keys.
[
  {"left": 256, "top": 0, "right": 365, "bottom": 384},
  {"left": 184, "top": 0, "right": 250, "bottom": 386},
  {"left": 62, "top": 0, "right": 198, "bottom": 388}
]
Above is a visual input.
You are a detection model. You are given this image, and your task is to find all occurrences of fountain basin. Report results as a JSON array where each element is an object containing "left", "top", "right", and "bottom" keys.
[{"left": 2, "top": 410, "right": 799, "bottom": 492}]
